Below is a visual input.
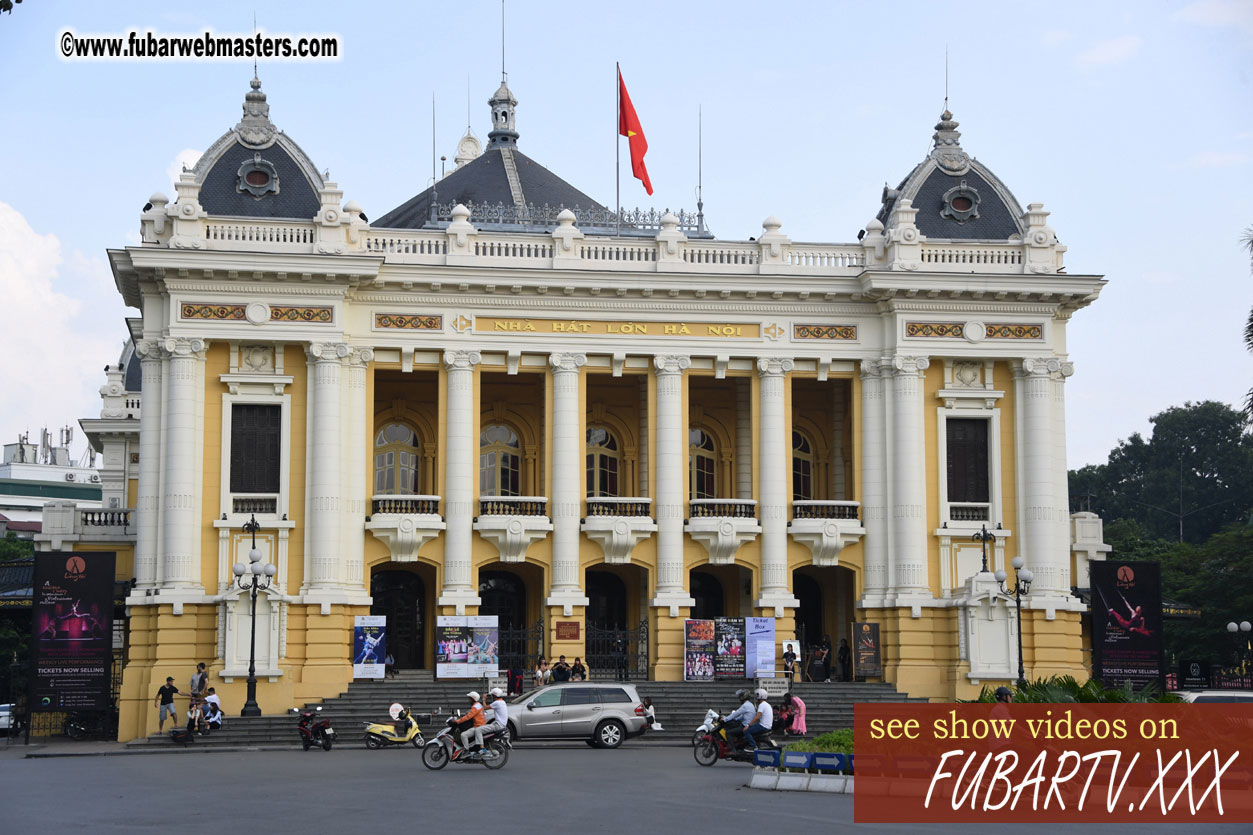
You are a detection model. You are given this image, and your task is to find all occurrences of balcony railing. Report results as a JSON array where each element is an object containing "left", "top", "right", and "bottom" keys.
[
  {"left": 688, "top": 499, "right": 758, "bottom": 519},
  {"left": 586, "top": 497, "right": 652, "bottom": 517},
  {"left": 371, "top": 495, "right": 441, "bottom": 515},
  {"left": 80, "top": 509, "right": 132, "bottom": 528},
  {"left": 791, "top": 500, "right": 860, "bottom": 521},
  {"left": 949, "top": 502, "right": 991, "bottom": 522},
  {"left": 478, "top": 496, "right": 549, "bottom": 517},
  {"left": 232, "top": 495, "right": 278, "bottom": 515}
]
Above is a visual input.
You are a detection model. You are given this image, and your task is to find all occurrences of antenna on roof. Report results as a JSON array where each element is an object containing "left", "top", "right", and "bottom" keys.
[
  {"left": 467, "top": 74, "right": 472, "bottom": 131},
  {"left": 696, "top": 105, "right": 706, "bottom": 236},
  {"left": 430, "top": 93, "right": 439, "bottom": 224},
  {"left": 253, "top": 11, "right": 258, "bottom": 78},
  {"left": 500, "top": 0, "right": 508, "bottom": 84},
  {"left": 944, "top": 45, "right": 949, "bottom": 112}
]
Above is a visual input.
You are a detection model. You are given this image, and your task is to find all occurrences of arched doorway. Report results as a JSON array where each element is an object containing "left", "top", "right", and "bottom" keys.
[
  {"left": 691, "top": 571, "right": 724, "bottom": 620},
  {"left": 370, "top": 571, "right": 425, "bottom": 669},
  {"left": 793, "top": 572, "right": 822, "bottom": 652},
  {"left": 478, "top": 570, "right": 526, "bottom": 629},
  {"left": 587, "top": 571, "right": 627, "bottom": 629}
]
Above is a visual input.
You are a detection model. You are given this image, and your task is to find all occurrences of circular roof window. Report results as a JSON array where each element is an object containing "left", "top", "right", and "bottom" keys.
[
  {"left": 237, "top": 153, "right": 279, "bottom": 198},
  {"left": 940, "top": 179, "right": 980, "bottom": 223}
]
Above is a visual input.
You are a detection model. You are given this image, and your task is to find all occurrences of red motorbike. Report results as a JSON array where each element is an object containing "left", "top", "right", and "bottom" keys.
[
  {"left": 693, "top": 717, "right": 777, "bottom": 766},
  {"left": 291, "top": 705, "right": 335, "bottom": 751}
]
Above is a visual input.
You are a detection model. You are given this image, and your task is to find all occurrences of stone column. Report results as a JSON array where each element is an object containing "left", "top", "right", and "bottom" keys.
[
  {"left": 735, "top": 378, "right": 753, "bottom": 499},
  {"left": 440, "top": 350, "right": 481, "bottom": 611},
  {"left": 1018, "top": 357, "right": 1065, "bottom": 596},
  {"left": 651, "top": 355, "right": 693, "bottom": 614},
  {"left": 1053, "top": 361, "right": 1075, "bottom": 591},
  {"left": 890, "top": 355, "right": 930, "bottom": 599},
  {"left": 637, "top": 376, "right": 649, "bottom": 498},
  {"left": 344, "top": 346, "right": 373, "bottom": 590},
  {"left": 133, "top": 340, "right": 166, "bottom": 592},
  {"left": 859, "top": 360, "right": 889, "bottom": 605},
  {"left": 756, "top": 358, "right": 798, "bottom": 615},
  {"left": 306, "top": 342, "right": 348, "bottom": 590},
  {"left": 547, "top": 352, "right": 589, "bottom": 613},
  {"left": 160, "top": 337, "right": 206, "bottom": 589}
]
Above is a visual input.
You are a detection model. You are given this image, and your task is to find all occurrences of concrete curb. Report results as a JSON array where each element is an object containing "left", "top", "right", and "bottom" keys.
[
  {"left": 748, "top": 769, "right": 854, "bottom": 794},
  {"left": 24, "top": 738, "right": 691, "bottom": 758}
]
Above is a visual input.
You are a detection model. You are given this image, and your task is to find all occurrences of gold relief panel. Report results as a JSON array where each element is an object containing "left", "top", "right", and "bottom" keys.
[
  {"left": 474, "top": 317, "right": 761, "bottom": 338},
  {"left": 270, "top": 305, "right": 333, "bottom": 323},
  {"left": 375, "top": 313, "right": 443, "bottom": 330},
  {"left": 905, "top": 322, "right": 964, "bottom": 338},
  {"left": 180, "top": 302, "right": 332, "bottom": 323},
  {"left": 182, "top": 303, "right": 245, "bottom": 321},
  {"left": 985, "top": 324, "right": 1043, "bottom": 339},
  {"left": 793, "top": 324, "right": 857, "bottom": 340}
]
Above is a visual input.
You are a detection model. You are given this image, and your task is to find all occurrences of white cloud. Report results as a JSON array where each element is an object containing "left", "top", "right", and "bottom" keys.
[
  {"left": 0, "top": 202, "right": 123, "bottom": 448},
  {"left": 1074, "top": 35, "right": 1143, "bottom": 69},
  {"left": 1041, "top": 29, "right": 1070, "bottom": 47},
  {"left": 1182, "top": 150, "right": 1249, "bottom": 168},
  {"left": 167, "top": 148, "right": 203, "bottom": 192},
  {"left": 1174, "top": 0, "right": 1253, "bottom": 35}
]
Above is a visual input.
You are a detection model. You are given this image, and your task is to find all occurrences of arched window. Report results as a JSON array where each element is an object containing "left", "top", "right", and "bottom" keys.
[
  {"left": 480, "top": 423, "right": 521, "bottom": 497},
  {"left": 586, "top": 427, "right": 620, "bottom": 497},
  {"left": 689, "top": 428, "right": 717, "bottom": 500},
  {"left": 375, "top": 423, "right": 419, "bottom": 494},
  {"left": 792, "top": 430, "right": 814, "bottom": 501}
]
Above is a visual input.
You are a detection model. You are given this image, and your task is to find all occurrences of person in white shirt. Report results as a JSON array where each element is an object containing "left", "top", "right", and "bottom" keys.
[
  {"left": 722, "top": 689, "right": 756, "bottom": 748},
  {"left": 474, "top": 687, "right": 510, "bottom": 753},
  {"left": 744, "top": 688, "right": 774, "bottom": 750}
]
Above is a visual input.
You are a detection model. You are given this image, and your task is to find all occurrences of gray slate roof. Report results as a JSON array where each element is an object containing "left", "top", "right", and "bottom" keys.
[
  {"left": 198, "top": 140, "right": 321, "bottom": 220},
  {"left": 374, "top": 147, "right": 606, "bottom": 229}
]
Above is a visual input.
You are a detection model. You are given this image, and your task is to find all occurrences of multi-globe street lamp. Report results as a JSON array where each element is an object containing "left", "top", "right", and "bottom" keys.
[
  {"left": 232, "top": 514, "right": 275, "bottom": 717},
  {"left": 995, "top": 556, "right": 1034, "bottom": 689},
  {"left": 972, "top": 523, "right": 1002, "bottom": 574},
  {"left": 1226, "top": 620, "right": 1251, "bottom": 675}
]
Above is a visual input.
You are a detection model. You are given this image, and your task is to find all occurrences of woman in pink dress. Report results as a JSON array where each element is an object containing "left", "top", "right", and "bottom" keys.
[{"left": 783, "top": 692, "right": 807, "bottom": 736}]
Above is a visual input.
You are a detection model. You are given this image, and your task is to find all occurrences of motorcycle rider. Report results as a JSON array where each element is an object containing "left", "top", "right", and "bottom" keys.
[
  {"left": 472, "top": 687, "right": 509, "bottom": 754},
  {"left": 744, "top": 688, "right": 774, "bottom": 750},
  {"left": 456, "top": 691, "right": 486, "bottom": 756},
  {"left": 721, "top": 688, "right": 756, "bottom": 749}
]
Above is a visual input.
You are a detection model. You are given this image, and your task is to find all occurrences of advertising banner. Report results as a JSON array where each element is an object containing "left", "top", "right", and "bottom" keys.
[
  {"left": 684, "top": 619, "right": 715, "bottom": 681},
  {"left": 746, "top": 617, "right": 776, "bottom": 678},
  {"left": 436, "top": 615, "right": 499, "bottom": 679},
  {"left": 30, "top": 552, "right": 115, "bottom": 711},
  {"left": 714, "top": 617, "right": 745, "bottom": 679},
  {"left": 352, "top": 615, "right": 386, "bottom": 679},
  {"left": 1091, "top": 560, "right": 1165, "bottom": 692},
  {"left": 1178, "top": 659, "right": 1209, "bottom": 690},
  {"left": 853, "top": 621, "right": 882, "bottom": 678}
]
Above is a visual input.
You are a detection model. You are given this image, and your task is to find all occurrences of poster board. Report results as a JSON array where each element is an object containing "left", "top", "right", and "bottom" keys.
[
  {"left": 353, "top": 615, "right": 387, "bottom": 679},
  {"left": 853, "top": 621, "right": 882, "bottom": 678},
  {"left": 745, "top": 617, "right": 776, "bottom": 678},
  {"left": 1091, "top": 561, "right": 1165, "bottom": 692},
  {"left": 30, "top": 552, "right": 115, "bottom": 711},
  {"left": 436, "top": 615, "right": 499, "bottom": 679},
  {"left": 684, "top": 619, "right": 715, "bottom": 681},
  {"left": 714, "top": 618, "right": 745, "bottom": 678}
]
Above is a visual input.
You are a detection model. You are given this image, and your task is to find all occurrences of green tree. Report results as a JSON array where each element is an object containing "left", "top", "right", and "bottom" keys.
[
  {"left": 0, "top": 1, "right": 24, "bottom": 15},
  {"left": 0, "top": 531, "right": 33, "bottom": 562},
  {"left": 1068, "top": 401, "right": 1253, "bottom": 544},
  {"left": 1158, "top": 524, "right": 1253, "bottom": 668},
  {"left": 1243, "top": 224, "right": 1253, "bottom": 414}
]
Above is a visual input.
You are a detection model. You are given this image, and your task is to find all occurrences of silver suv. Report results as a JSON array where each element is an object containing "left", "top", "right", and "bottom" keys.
[{"left": 506, "top": 683, "right": 648, "bottom": 748}]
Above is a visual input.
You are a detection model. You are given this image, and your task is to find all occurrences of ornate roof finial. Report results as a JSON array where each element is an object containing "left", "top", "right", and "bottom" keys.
[
  {"left": 487, "top": 78, "right": 519, "bottom": 148},
  {"left": 236, "top": 75, "right": 277, "bottom": 148},
  {"left": 930, "top": 108, "right": 970, "bottom": 175}
]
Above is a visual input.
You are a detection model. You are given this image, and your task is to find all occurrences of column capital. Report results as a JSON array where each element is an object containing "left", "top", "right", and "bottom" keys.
[
  {"left": 548, "top": 352, "right": 587, "bottom": 374},
  {"left": 756, "top": 357, "right": 794, "bottom": 377},
  {"left": 859, "top": 358, "right": 892, "bottom": 379},
  {"left": 1018, "top": 357, "right": 1061, "bottom": 377},
  {"left": 307, "top": 341, "right": 351, "bottom": 362},
  {"left": 891, "top": 354, "right": 930, "bottom": 374},
  {"left": 653, "top": 354, "right": 691, "bottom": 376},
  {"left": 347, "top": 345, "right": 375, "bottom": 367},
  {"left": 443, "top": 349, "right": 482, "bottom": 371},
  {"left": 162, "top": 336, "right": 207, "bottom": 359},
  {"left": 135, "top": 339, "right": 170, "bottom": 361}
]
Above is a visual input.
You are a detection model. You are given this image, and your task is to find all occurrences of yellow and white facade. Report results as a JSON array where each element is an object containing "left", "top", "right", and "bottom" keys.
[{"left": 44, "top": 78, "right": 1111, "bottom": 740}]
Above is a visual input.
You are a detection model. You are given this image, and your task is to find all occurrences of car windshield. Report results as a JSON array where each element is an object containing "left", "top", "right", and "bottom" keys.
[{"left": 509, "top": 689, "right": 542, "bottom": 704}]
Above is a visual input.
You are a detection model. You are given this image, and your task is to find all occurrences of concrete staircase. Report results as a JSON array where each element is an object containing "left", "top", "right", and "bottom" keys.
[{"left": 126, "top": 670, "right": 926, "bottom": 748}]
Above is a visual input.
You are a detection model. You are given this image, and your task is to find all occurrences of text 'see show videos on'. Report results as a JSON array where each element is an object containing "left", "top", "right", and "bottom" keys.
[{"left": 854, "top": 703, "right": 1253, "bottom": 823}]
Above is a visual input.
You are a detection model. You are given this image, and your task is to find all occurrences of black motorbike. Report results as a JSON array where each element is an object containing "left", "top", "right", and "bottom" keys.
[
  {"left": 291, "top": 705, "right": 336, "bottom": 751},
  {"left": 421, "top": 716, "right": 510, "bottom": 770},
  {"left": 693, "top": 717, "right": 778, "bottom": 766}
]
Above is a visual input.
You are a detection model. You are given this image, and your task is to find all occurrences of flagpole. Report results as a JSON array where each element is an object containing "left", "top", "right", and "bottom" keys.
[{"left": 615, "top": 62, "right": 621, "bottom": 237}]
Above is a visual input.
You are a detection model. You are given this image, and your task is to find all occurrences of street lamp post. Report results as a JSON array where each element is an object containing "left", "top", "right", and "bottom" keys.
[
  {"left": 232, "top": 514, "right": 276, "bottom": 717},
  {"left": 995, "top": 556, "right": 1034, "bottom": 689},
  {"left": 1226, "top": 620, "right": 1251, "bottom": 675},
  {"left": 972, "top": 523, "right": 1002, "bottom": 574}
]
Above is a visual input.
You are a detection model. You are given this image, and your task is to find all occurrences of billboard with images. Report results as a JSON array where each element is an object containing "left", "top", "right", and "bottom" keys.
[
  {"left": 1091, "top": 560, "right": 1165, "bottom": 692},
  {"left": 30, "top": 552, "right": 116, "bottom": 711},
  {"left": 435, "top": 615, "right": 499, "bottom": 679},
  {"left": 352, "top": 615, "right": 387, "bottom": 679}
]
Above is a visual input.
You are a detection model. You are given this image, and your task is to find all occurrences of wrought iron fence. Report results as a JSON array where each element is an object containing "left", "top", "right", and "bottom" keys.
[
  {"left": 497, "top": 620, "right": 544, "bottom": 681},
  {"left": 586, "top": 623, "right": 649, "bottom": 681}
]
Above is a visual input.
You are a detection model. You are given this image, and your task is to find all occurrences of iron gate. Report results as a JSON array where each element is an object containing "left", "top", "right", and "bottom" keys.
[
  {"left": 586, "top": 623, "right": 648, "bottom": 680},
  {"left": 497, "top": 619, "right": 544, "bottom": 679}
]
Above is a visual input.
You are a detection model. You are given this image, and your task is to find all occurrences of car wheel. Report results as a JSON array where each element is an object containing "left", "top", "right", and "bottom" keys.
[
  {"left": 365, "top": 734, "right": 382, "bottom": 750},
  {"left": 595, "top": 719, "right": 624, "bottom": 749},
  {"left": 421, "top": 742, "right": 449, "bottom": 770},
  {"left": 693, "top": 739, "right": 719, "bottom": 766}
]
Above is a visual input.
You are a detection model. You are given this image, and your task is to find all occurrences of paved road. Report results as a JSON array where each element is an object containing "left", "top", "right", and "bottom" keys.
[{"left": 1, "top": 745, "right": 1249, "bottom": 834}]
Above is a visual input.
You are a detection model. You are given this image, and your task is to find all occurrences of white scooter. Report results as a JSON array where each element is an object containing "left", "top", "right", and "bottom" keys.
[{"left": 692, "top": 708, "right": 720, "bottom": 747}]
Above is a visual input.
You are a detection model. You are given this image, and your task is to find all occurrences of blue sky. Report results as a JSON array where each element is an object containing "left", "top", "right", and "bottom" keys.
[{"left": 0, "top": 0, "right": 1250, "bottom": 468}]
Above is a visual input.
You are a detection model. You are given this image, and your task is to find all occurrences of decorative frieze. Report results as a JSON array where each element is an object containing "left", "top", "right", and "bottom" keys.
[
  {"left": 375, "top": 313, "right": 442, "bottom": 330},
  {"left": 985, "top": 323, "right": 1042, "bottom": 339},
  {"left": 181, "top": 302, "right": 333, "bottom": 323},
  {"left": 906, "top": 321, "right": 1042, "bottom": 340},
  {"left": 794, "top": 324, "right": 857, "bottom": 340},
  {"left": 905, "top": 322, "right": 964, "bottom": 338}
]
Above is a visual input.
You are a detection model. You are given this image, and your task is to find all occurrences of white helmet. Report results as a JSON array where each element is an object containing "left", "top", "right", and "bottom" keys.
[
  {"left": 489, "top": 687, "right": 504, "bottom": 698},
  {"left": 755, "top": 688, "right": 769, "bottom": 700},
  {"left": 466, "top": 691, "right": 481, "bottom": 702}
]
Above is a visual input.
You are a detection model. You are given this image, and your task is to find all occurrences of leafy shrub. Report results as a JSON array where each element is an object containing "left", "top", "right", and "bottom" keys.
[{"left": 966, "top": 675, "right": 1181, "bottom": 704}]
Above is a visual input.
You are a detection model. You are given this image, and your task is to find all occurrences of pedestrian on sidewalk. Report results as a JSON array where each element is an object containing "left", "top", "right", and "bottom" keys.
[
  {"left": 820, "top": 635, "right": 833, "bottom": 682},
  {"left": 189, "top": 662, "right": 208, "bottom": 700},
  {"left": 570, "top": 657, "right": 587, "bottom": 681},
  {"left": 837, "top": 638, "right": 852, "bottom": 682},
  {"left": 782, "top": 692, "right": 806, "bottom": 736},
  {"left": 154, "top": 676, "right": 182, "bottom": 732}
]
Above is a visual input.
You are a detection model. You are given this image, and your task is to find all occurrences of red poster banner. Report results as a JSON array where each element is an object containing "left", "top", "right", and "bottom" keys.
[{"left": 855, "top": 703, "right": 1253, "bottom": 823}]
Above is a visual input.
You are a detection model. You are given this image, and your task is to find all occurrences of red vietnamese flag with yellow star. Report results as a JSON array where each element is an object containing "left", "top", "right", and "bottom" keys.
[{"left": 618, "top": 67, "right": 653, "bottom": 195}]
